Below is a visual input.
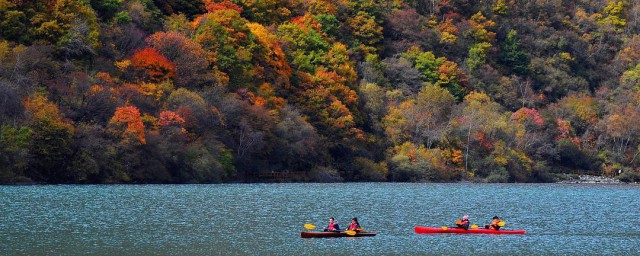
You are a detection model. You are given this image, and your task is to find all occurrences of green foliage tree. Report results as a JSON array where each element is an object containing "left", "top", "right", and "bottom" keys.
[
  {"left": 277, "top": 15, "right": 330, "bottom": 73},
  {"left": 499, "top": 30, "right": 529, "bottom": 75},
  {"left": 167, "top": 88, "right": 211, "bottom": 133},
  {"left": 193, "top": 8, "right": 261, "bottom": 87},
  {"left": 316, "top": 14, "right": 340, "bottom": 39},
  {"left": 598, "top": 1, "right": 626, "bottom": 32},
  {"left": 388, "top": 142, "right": 449, "bottom": 181},
  {"left": 467, "top": 42, "right": 492, "bottom": 70},
  {"left": 347, "top": 11, "right": 383, "bottom": 53},
  {"left": 153, "top": 0, "right": 205, "bottom": 18},
  {"left": 24, "top": 95, "right": 75, "bottom": 183},
  {"left": 0, "top": 125, "right": 32, "bottom": 183},
  {"left": 492, "top": 0, "right": 508, "bottom": 15},
  {"left": 352, "top": 157, "right": 387, "bottom": 181},
  {"left": 358, "top": 83, "right": 387, "bottom": 134},
  {"left": 90, "top": 0, "right": 121, "bottom": 21},
  {"left": 404, "top": 46, "right": 467, "bottom": 100}
]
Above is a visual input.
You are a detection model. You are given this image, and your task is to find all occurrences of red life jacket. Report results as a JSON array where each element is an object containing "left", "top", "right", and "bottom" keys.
[
  {"left": 348, "top": 223, "right": 359, "bottom": 230},
  {"left": 327, "top": 222, "right": 338, "bottom": 231}
]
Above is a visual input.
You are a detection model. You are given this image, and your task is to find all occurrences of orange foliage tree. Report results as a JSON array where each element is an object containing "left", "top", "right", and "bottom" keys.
[
  {"left": 247, "top": 22, "right": 292, "bottom": 89},
  {"left": 109, "top": 106, "right": 146, "bottom": 144},
  {"left": 437, "top": 18, "right": 459, "bottom": 44},
  {"left": 295, "top": 69, "right": 363, "bottom": 141},
  {"left": 468, "top": 12, "right": 496, "bottom": 43},
  {"left": 602, "top": 104, "right": 640, "bottom": 162},
  {"left": 158, "top": 110, "right": 187, "bottom": 137},
  {"left": 158, "top": 110, "right": 186, "bottom": 128}
]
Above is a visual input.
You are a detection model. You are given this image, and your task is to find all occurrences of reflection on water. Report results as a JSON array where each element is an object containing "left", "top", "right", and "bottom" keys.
[{"left": 1, "top": 183, "right": 639, "bottom": 255}]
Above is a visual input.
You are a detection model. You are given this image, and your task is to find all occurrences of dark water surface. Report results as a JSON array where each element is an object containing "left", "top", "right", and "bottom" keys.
[{"left": 1, "top": 183, "right": 639, "bottom": 255}]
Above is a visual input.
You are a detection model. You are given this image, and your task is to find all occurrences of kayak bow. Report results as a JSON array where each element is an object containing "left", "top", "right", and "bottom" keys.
[
  {"left": 414, "top": 226, "right": 526, "bottom": 235},
  {"left": 301, "top": 231, "right": 377, "bottom": 238}
]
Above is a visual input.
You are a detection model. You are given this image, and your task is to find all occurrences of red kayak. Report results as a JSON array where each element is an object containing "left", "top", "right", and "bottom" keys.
[
  {"left": 414, "top": 226, "right": 526, "bottom": 235},
  {"left": 301, "top": 231, "right": 377, "bottom": 238}
]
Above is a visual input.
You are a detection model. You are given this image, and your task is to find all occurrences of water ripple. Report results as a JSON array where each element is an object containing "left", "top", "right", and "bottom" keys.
[{"left": 1, "top": 183, "right": 639, "bottom": 255}]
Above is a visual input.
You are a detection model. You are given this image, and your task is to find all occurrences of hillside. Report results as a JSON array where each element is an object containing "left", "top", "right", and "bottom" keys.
[{"left": 1, "top": 0, "right": 639, "bottom": 183}]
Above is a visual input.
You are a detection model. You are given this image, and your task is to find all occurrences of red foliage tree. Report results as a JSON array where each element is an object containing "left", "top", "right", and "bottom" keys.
[
  {"left": 130, "top": 47, "right": 176, "bottom": 82},
  {"left": 203, "top": 0, "right": 242, "bottom": 13},
  {"left": 512, "top": 108, "right": 545, "bottom": 128},
  {"left": 556, "top": 118, "right": 579, "bottom": 146}
]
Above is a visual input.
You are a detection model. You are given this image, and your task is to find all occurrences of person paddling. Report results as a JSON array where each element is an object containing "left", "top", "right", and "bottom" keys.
[
  {"left": 456, "top": 215, "right": 470, "bottom": 230},
  {"left": 324, "top": 217, "right": 340, "bottom": 231},
  {"left": 488, "top": 216, "right": 502, "bottom": 230},
  {"left": 347, "top": 217, "right": 362, "bottom": 232}
]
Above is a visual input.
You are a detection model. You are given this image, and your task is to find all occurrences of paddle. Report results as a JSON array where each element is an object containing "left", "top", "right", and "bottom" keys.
[
  {"left": 441, "top": 226, "right": 448, "bottom": 231},
  {"left": 471, "top": 224, "right": 478, "bottom": 229},
  {"left": 344, "top": 230, "right": 357, "bottom": 236},
  {"left": 304, "top": 223, "right": 316, "bottom": 230},
  {"left": 498, "top": 221, "right": 506, "bottom": 227}
]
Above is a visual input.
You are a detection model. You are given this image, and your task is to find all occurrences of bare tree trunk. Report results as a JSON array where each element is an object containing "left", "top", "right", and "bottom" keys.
[
  {"left": 464, "top": 108, "right": 476, "bottom": 173},
  {"left": 465, "top": 122, "right": 471, "bottom": 172}
]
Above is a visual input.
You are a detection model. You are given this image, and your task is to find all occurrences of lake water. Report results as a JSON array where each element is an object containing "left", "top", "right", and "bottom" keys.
[{"left": 1, "top": 183, "right": 639, "bottom": 255}]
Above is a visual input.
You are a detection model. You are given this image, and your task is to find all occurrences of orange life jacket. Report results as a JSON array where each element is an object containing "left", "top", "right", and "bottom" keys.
[{"left": 489, "top": 219, "right": 501, "bottom": 230}]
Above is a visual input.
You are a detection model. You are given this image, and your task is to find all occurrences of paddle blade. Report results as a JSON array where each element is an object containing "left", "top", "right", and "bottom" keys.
[
  {"left": 344, "top": 230, "right": 356, "bottom": 236},
  {"left": 304, "top": 224, "right": 316, "bottom": 230},
  {"left": 471, "top": 224, "right": 478, "bottom": 229},
  {"left": 455, "top": 220, "right": 462, "bottom": 225},
  {"left": 498, "top": 221, "right": 506, "bottom": 227},
  {"left": 441, "top": 226, "right": 448, "bottom": 231}
]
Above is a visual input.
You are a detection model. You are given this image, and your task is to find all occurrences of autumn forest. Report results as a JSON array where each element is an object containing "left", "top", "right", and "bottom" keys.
[{"left": 1, "top": 0, "right": 640, "bottom": 184}]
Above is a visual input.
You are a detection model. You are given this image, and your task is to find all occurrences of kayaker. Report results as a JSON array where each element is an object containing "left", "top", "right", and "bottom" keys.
[
  {"left": 347, "top": 217, "right": 362, "bottom": 232},
  {"left": 456, "top": 215, "right": 470, "bottom": 230},
  {"left": 488, "top": 216, "right": 502, "bottom": 230},
  {"left": 323, "top": 217, "right": 340, "bottom": 231}
]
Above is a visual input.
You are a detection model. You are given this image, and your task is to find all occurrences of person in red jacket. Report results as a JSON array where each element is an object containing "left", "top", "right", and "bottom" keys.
[
  {"left": 347, "top": 217, "right": 362, "bottom": 232},
  {"left": 456, "top": 215, "right": 470, "bottom": 230},
  {"left": 323, "top": 217, "right": 340, "bottom": 231}
]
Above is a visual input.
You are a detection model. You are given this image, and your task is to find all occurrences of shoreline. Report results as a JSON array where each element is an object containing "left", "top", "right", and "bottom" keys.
[
  {"left": 2, "top": 174, "right": 638, "bottom": 185},
  {"left": 555, "top": 175, "right": 625, "bottom": 184}
]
